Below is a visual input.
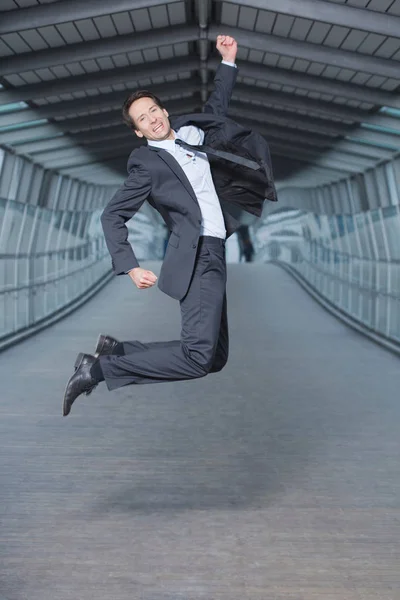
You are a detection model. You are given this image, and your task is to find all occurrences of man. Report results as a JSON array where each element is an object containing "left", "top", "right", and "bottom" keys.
[
  {"left": 63, "top": 35, "right": 276, "bottom": 416},
  {"left": 237, "top": 224, "right": 255, "bottom": 263}
]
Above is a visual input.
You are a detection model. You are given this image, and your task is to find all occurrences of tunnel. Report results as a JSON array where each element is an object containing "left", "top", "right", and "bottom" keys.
[{"left": 1, "top": 1, "right": 400, "bottom": 599}]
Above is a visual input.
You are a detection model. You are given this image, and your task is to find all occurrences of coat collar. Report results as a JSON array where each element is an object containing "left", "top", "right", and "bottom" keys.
[{"left": 148, "top": 145, "right": 198, "bottom": 206}]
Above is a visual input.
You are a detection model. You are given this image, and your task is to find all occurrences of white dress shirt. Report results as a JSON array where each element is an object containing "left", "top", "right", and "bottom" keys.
[{"left": 148, "top": 61, "right": 237, "bottom": 240}]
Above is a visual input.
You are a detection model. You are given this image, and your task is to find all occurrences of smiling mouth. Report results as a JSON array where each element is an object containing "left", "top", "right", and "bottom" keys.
[{"left": 153, "top": 124, "right": 164, "bottom": 133}]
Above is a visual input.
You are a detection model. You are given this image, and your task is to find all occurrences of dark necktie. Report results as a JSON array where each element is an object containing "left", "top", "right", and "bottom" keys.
[{"left": 175, "top": 138, "right": 261, "bottom": 171}]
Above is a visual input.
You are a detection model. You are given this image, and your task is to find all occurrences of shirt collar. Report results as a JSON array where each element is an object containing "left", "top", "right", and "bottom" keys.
[{"left": 148, "top": 130, "right": 180, "bottom": 152}]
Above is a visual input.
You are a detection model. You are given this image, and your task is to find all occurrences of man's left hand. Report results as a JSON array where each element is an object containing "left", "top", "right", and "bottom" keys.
[{"left": 216, "top": 35, "right": 237, "bottom": 63}]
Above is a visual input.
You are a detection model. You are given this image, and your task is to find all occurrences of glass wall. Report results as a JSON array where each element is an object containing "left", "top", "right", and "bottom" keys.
[
  {"left": 255, "top": 154, "right": 400, "bottom": 346},
  {"left": 0, "top": 148, "right": 164, "bottom": 348}
]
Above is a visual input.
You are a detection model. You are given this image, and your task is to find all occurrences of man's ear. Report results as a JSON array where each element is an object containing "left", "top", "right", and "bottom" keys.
[
  {"left": 134, "top": 129, "right": 144, "bottom": 138},
  {"left": 163, "top": 108, "right": 169, "bottom": 118}
]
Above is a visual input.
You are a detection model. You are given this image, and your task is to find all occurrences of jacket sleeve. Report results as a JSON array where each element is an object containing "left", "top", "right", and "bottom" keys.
[
  {"left": 100, "top": 156, "right": 152, "bottom": 275},
  {"left": 203, "top": 61, "right": 238, "bottom": 116}
]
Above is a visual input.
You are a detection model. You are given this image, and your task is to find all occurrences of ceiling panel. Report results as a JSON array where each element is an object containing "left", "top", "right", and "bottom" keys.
[
  {"left": 0, "top": 1, "right": 20, "bottom": 10},
  {"left": 289, "top": 17, "right": 313, "bottom": 41},
  {"left": 56, "top": 22, "right": 83, "bottom": 43},
  {"left": 1, "top": 0, "right": 400, "bottom": 185},
  {"left": 272, "top": 14, "right": 294, "bottom": 37},
  {"left": 254, "top": 9, "right": 275, "bottom": 33},
  {"left": 131, "top": 8, "right": 152, "bottom": 31},
  {"left": 389, "top": 0, "right": 400, "bottom": 15},
  {"left": 74, "top": 18, "right": 100, "bottom": 41},
  {"left": 220, "top": 2, "right": 239, "bottom": 27}
]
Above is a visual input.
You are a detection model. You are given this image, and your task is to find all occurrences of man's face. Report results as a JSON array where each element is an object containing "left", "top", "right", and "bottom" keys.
[{"left": 129, "top": 97, "right": 173, "bottom": 141}]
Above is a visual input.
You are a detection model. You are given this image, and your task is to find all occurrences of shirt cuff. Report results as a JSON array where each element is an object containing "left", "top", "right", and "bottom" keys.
[{"left": 221, "top": 60, "right": 237, "bottom": 68}]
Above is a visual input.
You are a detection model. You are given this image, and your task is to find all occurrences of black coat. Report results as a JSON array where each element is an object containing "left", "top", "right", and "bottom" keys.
[
  {"left": 101, "top": 63, "right": 277, "bottom": 300},
  {"left": 171, "top": 111, "right": 277, "bottom": 219}
]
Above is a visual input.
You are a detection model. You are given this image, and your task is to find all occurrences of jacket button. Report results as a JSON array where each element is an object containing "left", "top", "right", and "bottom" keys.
[
  {"left": 192, "top": 244, "right": 197, "bottom": 249},
  {"left": 198, "top": 219, "right": 201, "bottom": 224}
]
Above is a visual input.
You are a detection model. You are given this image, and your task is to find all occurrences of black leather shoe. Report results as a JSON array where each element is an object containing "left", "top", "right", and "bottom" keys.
[
  {"left": 94, "top": 334, "right": 120, "bottom": 357},
  {"left": 63, "top": 353, "right": 98, "bottom": 417}
]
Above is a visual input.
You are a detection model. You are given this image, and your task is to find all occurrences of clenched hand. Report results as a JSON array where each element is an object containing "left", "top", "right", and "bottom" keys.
[
  {"left": 216, "top": 35, "right": 238, "bottom": 63},
  {"left": 129, "top": 267, "right": 157, "bottom": 289}
]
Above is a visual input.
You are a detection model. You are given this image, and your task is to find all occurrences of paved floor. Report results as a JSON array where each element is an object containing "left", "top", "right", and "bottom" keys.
[{"left": 1, "top": 263, "right": 399, "bottom": 600}]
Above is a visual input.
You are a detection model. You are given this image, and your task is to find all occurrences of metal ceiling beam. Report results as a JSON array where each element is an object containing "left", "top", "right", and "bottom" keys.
[
  {"left": 0, "top": 78, "right": 362, "bottom": 128},
  {"left": 0, "top": 112, "right": 123, "bottom": 145},
  {"left": 2, "top": 19, "right": 397, "bottom": 84},
  {"left": 219, "top": 0, "right": 400, "bottom": 39},
  {"left": 14, "top": 135, "right": 76, "bottom": 155},
  {"left": 269, "top": 144, "right": 362, "bottom": 174},
  {"left": 5, "top": 84, "right": 397, "bottom": 161},
  {"left": 65, "top": 162, "right": 125, "bottom": 176},
  {"left": 231, "top": 84, "right": 400, "bottom": 134},
  {"left": 209, "top": 58, "right": 400, "bottom": 109},
  {"left": 0, "top": 25, "right": 198, "bottom": 77},
  {"left": 261, "top": 123, "right": 368, "bottom": 158},
  {"left": 0, "top": 0, "right": 175, "bottom": 34},
  {"left": 1, "top": 96, "right": 200, "bottom": 146},
  {"left": 65, "top": 164, "right": 125, "bottom": 180},
  {"left": 14, "top": 125, "right": 130, "bottom": 154},
  {"left": 229, "top": 101, "right": 351, "bottom": 137},
  {"left": 195, "top": 0, "right": 211, "bottom": 102},
  {"left": 229, "top": 106, "right": 399, "bottom": 157},
  {"left": 268, "top": 145, "right": 357, "bottom": 174},
  {"left": 61, "top": 157, "right": 127, "bottom": 175},
  {"left": 78, "top": 118, "right": 393, "bottom": 162},
  {"left": 268, "top": 142, "right": 349, "bottom": 172},
  {"left": 4, "top": 77, "right": 400, "bottom": 145},
  {"left": 35, "top": 138, "right": 140, "bottom": 163},
  {"left": 208, "top": 25, "right": 400, "bottom": 80},
  {"left": 1, "top": 123, "right": 62, "bottom": 146},
  {"left": 280, "top": 166, "right": 343, "bottom": 181},
  {"left": 232, "top": 94, "right": 394, "bottom": 159},
  {"left": 325, "top": 139, "right": 393, "bottom": 161},
  {"left": 0, "top": 56, "right": 198, "bottom": 105},
  {"left": 35, "top": 132, "right": 137, "bottom": 158},
  {"left": 233, "top": 84, "right": 367, "bottom": 123},
  {"left": 237, "top": 117, "right": 375, "bottom": 170},
  {"left": 2, "top": 51, "right": 399, "bottom": 117},
  {"left": 0, "top": 79, "right": 201, "bottom": 128},
  {"left": 21, "top": 107, "right": 392, "bottom": 166},
  {"left": 42, "top": 149, "right": 132, "bottom": 171}
]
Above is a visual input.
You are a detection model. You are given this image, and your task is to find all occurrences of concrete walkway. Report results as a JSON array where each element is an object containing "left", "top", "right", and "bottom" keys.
[{"left": 1, "top": 263, "right": 399, "bottom": 600}]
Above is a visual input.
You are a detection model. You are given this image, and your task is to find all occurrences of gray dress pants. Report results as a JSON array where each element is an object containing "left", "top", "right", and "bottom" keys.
[{"left": 100, "top": 236, "right": 229, "bottom": 391}]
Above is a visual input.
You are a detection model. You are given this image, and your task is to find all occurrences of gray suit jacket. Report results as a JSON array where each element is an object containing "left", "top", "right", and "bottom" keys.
[{"left": 101, "top": 63, "right": 275, "bottom": 300}]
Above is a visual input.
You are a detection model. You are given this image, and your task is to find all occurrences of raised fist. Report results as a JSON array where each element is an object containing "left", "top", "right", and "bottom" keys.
[{"left": 216, "top": 35, "right": 238, "bottom": 63}]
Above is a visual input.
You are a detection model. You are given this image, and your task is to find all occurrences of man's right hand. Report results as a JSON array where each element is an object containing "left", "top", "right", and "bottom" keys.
[{"left": 128, "top": 267, "right": 157, "bottom": 289}]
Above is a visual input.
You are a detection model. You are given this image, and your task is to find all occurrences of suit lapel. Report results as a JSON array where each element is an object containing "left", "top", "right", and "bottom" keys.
[{"left": 148, "top": 146, "right": 198, "bottom": 206}]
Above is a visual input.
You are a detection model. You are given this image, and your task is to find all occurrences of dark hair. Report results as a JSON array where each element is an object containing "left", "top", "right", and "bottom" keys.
[{"left": 122, "top": 90, "right": 166, "bottom": 130}]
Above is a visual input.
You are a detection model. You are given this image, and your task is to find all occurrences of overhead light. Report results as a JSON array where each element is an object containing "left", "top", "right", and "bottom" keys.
[
  {"left": 0, "top": 101, "right": 29, "bottom": 114},
  {"left": 0, "top": 119, "right": 48, "bottom": 133},
  {"left": 379, "top": 107, "right": 400, "bottom": 118}
]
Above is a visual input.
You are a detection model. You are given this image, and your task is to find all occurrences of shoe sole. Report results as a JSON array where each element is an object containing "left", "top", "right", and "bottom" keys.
[{"left": 63, "top": 353, "right": 94, "bottom": 417}]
